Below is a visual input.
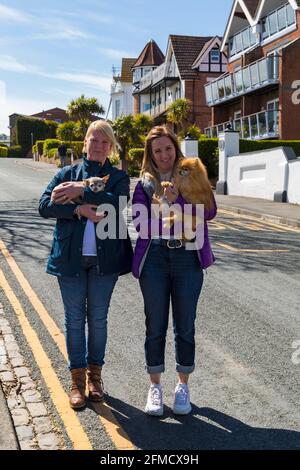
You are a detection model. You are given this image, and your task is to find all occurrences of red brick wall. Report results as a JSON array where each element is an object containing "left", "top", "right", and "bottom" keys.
[
  {"left": 133, "top": 95, "right": 140, "bottom": 115},
  {"left": 185, "top": 77, "right": 220, "bottom": 132},
  {"left": 280, "top": 37, "right": 300, "bottom": 139}
]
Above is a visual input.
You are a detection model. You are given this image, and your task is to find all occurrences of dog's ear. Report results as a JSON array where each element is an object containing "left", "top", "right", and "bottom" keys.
[
  {"left": 102, "top": 174, "right": 110, "bottom": 184},
  {"left": 83, "top": 179, "right": 90, "bottom": 186}
]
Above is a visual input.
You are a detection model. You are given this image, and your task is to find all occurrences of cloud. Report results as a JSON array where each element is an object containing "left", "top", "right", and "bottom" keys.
[
  {"left": 0, "top": 4, "right": 32, "bottom": 22},
  {"left": 41, "top": 72, "right": 111, "bottom": 91},
  {"left": 32, "top": 28, "right": 92, "bottom": 41},
  {"left": 97, "top": 47, "right": 135, "bottom": 60},
  {"left": 0, "top": 55, "right": 111, "bottom": 91},
  {"left": 0, "top": 55, "right": 39, "bottom": 73}
]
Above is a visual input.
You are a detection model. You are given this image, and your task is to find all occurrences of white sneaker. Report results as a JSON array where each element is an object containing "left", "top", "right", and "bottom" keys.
[
  {"left": 145, "top": 384, "right": 163, "bottom": 416},
  {"left": 173, "top": 383, "right": 192, "bottom": 415}
]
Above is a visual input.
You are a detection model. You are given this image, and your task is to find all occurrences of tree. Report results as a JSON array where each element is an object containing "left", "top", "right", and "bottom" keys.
[
  {"left": 56, "top": 121, "right": 85, "bottom": 142},
  {"left": 56, "top": 121, "right": 76, "bottom": 143},
  {"left": 166, "top": 98, "right": 191, "bottom": 135},
  {"left": 67, "top": 95, "right": 105, "bottom": 133},
  {"left": 133, "top": 114, "right": 153, "bottom": 145}
]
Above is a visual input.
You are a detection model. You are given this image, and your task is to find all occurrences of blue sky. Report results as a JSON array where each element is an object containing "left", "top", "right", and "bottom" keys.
[{"left": 0, "top": 0, "right": 233, "bottom": 134}]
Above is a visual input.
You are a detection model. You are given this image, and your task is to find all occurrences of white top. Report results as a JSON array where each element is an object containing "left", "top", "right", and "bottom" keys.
[{"left": 82, "top": 220, "right": 97, "bottom": 256}]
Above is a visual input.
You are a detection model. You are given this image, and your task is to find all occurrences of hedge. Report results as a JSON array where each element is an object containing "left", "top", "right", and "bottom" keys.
[
  {"left": 41, "top": 139, "right": 83, "bottom": 159},
  {"left": 16, "top": 117, "right": 58, "bottom": 155},
  {"left": 43, "top": 139, "right": 61, "bottom": 155},
  {"left": 0, "top": 147, "right": 8, "bottom": 157},
  {"left": 8, "top": 146, "right": 23, "bottom": 158},
  {"left": 239, "top": 139, "right": 300, "bottom": 156},
  {"left": 197, "top": 138, "right": 300, "bottom": 180}
]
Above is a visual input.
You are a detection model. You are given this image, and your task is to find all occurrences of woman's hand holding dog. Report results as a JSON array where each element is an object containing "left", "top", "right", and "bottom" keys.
[
  {"left": 51, "top": 181, "right": 85, "bottom": 204},
  {"left": 163, "top": 181, "right": 178, "bottom": 204},
  {"left": 76, "top": 204, "right": 106, "bottom": 223}
]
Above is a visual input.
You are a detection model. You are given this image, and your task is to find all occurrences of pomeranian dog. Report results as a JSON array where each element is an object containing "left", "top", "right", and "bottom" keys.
[{"left": 162, "top": 158, "right": 213, "bottom": 239}]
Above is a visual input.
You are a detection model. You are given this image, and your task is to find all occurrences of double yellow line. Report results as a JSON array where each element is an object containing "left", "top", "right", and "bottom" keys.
[{"left": 0, "top": 239, "right": 135, "bottom": 451}]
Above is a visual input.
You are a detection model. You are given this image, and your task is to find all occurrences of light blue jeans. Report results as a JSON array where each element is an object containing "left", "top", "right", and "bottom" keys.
[{"left": 58, "top": 256, "right": 118, "bottom": 370}]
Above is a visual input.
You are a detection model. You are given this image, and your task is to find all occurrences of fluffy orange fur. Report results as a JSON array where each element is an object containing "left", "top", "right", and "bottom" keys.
[{"left": 174, "top": 158, "right": 213, "bottom": 210}]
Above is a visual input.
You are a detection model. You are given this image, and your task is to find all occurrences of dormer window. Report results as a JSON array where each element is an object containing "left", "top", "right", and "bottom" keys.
[{"left": 210, "top": 50, "right": 220, "bottom": 63}]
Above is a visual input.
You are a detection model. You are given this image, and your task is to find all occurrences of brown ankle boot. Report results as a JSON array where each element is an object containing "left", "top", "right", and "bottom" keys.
[
  {"left": 69, "top": 368, "right": 86, "bottom": 409},
  {"left": 87, "top": 364, "right": 104, "bottom": 402}
]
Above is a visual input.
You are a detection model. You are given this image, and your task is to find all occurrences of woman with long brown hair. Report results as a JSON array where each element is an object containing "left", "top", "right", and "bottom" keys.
[{"left": 132, "top": 125, "right": 217, "bottom": 416}]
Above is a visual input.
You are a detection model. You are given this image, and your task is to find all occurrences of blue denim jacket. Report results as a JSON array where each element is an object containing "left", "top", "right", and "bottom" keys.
[{"left": 39, "top": 157, "right": 133, "bottom": 277}]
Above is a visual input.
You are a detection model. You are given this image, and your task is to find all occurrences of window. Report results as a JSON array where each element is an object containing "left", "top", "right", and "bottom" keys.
[
  {"left": 287, "top": 3, "right": 296, "bottom": 26},
  {"left": 210, "top": 50, "right": 220, "bottom": 63},
  {"left": 143, "top": 103, "right": 150, "bottom": 111},
  {"left": 268, "top": 12, "right": 278, "bottom": 36},
  {"left": 115, "top": 99, "right": 121, "bottom": 118},
  {"left": 234, "top": 110, "right": 242, "bottom": 120}
]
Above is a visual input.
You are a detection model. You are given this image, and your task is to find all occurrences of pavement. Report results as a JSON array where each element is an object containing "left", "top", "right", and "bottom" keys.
[{"left": 0, "top": 157, "right": 299, "bottom": 450}]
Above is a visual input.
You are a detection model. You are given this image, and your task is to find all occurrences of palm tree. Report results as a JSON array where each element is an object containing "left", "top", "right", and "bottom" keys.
[
  {"left": 67, "top": 95, "right": 105, "bottom": 133},
  {"left": 166, "top": 98, "right": 191, "bottom": 135}
]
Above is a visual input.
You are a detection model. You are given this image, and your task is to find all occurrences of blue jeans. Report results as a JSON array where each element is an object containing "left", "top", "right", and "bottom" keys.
[
  {"left": 58, "top": 256, "right": 118, "bottom": 370},
  {"left": 139, "top": 242, "right": 204, "bottom": 374}
]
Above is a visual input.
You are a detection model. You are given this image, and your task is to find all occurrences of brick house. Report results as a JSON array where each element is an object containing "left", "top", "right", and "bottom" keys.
[
  {"left": 132, "top": 36, "right": 227, "bottom": 131},
  {"left": 204, "top": 0, "right": 300, "bottom": 140}
]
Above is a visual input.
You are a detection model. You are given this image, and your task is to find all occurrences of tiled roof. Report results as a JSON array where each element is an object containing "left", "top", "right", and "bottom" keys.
[
  {"left": 132, "top": 39, "right": 164, "bottom": 68},
  {"left": 169, "top": 35, "right": 213, "bottom": 79},
  {"left": 120, "top": 58, "right": 136, "bottom": 82}
]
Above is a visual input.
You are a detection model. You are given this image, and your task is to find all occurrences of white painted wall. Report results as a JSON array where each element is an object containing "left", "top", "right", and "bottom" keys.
[
  {"left": 218, "top": 143, "right": 300, "bottom": 204},
  {"left": 226, "top": 148, "right": 289, "bottom": 199},
  {"left": 111, "top": 82, "right": 133, "bottom": 120},
  {"left": 287, "top": 158, "right": 300, "bottom": 204}
]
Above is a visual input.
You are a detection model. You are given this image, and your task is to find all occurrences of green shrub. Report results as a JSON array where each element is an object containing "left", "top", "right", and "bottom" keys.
[
  {"left": 8, "top": 146, "right": 23, "bottom": 158},
  {"left": 48, "top": 148, "right": 59, "bottom": 160},
  {"left": 240, "top": 139, "right": 300, "bottom": 156},
  {"left": 198, "top": 139, "right": 219, "bottom": 179},
  {"left": 128, "top": 148, "right": 144, "bottom": 177},
  {"left": 68, "top": 141, "right": 83, "bottom": 159},
  {"left": 43, "top": 139, "right": 61, "bottom": 156},
  {"left": 109, "top": 153, "right": 121, "bottom": 167},
  {"left": 0, "top": 143, "right": 8, "bottom": 148},
  {"left": 0, "top": 147, "right": 8, "bottom": 157},
  {"left": 16, "top": 117, "right": 58, "bottom": 155}
]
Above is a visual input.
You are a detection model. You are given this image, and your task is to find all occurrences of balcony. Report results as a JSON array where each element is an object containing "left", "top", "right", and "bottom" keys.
[
  {"left": 139, "top": 72, "right": 152, "bottom": 92},
  {"left": 142, "top": 101, "right": 169, "bottom": 117},
  {"left": 138, "top": 64, "right": 178, "bottom": 93},
  {"left": 204, "top": 109, "right": 280, "bottom": 140},
  {"left": 228, "top": 2, "right": 296, "bottom": 58},
  {"left": 205, "top": 55, "right": 279, "bottom": 107}
]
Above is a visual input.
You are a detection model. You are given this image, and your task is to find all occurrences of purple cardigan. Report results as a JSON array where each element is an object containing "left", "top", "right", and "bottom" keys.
[{"left": 131, "top": 181, "right": 217, "bottom": 279}]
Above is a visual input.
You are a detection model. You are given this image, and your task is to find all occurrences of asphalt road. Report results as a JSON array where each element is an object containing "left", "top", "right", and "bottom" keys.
[{"left": 0, "top": 158, "right": 300, "bottom": 450}]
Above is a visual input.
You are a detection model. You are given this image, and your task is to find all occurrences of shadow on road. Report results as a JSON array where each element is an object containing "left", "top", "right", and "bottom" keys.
[{"left": 98, "top": 395, "right": 300, "bottom": 450}]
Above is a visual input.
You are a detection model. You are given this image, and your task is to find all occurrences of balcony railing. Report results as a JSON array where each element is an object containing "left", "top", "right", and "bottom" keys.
[
  {"left": 228, "top": 2, "right": 296, "bottom": 58},
  {"left": 142, "top": 101, "right": 169, "bottom": 117},
  {"left": 139, "top": 72, "right": 153, "bottom": 92},
  {"left": 205, "top": 55, "right": 279, "bottom": 107},
  {"left": 138, "top": 64, "right": 178, "bottom": 93},
  {"left": 204, "top": 109, "right": 280, "bottom": 140}
]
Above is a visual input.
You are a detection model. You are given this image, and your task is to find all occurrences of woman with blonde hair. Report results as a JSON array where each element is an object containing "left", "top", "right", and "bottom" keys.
[
  {"left": 132, "top": 125, "right": 216, "bottom": 416},
  {"left": 39, "top": 120, "right": 132, "bottom": 409}
]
